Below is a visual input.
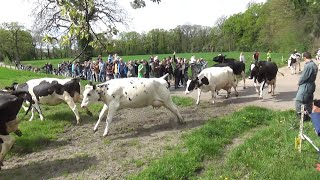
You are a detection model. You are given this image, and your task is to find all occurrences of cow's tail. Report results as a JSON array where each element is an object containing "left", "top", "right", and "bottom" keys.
[
  {"left": 13, "top": 91, "right": 34, "bottom": 119},
  {"left": 160, "top": 73, "right": 169, "bottom": 79},
  {"left": 278, "top": 71, "right": 284, "bottom": 76}
]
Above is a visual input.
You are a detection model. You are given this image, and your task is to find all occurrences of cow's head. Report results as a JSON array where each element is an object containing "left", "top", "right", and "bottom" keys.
[
  {"left": 81, "top": 82, "right": 101, "bottom": 108},
  {"left": 185, "top": 76, "right": 209, "bottom": 94},
  {"left": 212, "top": 54, "right": 226, "bottom": 63}
]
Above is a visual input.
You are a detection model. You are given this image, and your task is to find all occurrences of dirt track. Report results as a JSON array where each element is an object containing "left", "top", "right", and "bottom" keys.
[{"left": 1, "top": 61, "right": 320, "bottom": 179}]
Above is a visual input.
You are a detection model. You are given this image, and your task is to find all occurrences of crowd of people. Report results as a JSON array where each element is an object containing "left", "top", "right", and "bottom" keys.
[{"left": 25, "top": 53, "right": 208, "bottom": 89}]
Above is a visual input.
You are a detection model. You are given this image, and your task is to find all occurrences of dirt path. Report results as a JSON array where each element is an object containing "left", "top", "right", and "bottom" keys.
[
  {"left": 1, "top": 62, "right": 319, "bottom": 179},
  {"left": 172, "top": 61, "right": 320, "bottom": 111}
]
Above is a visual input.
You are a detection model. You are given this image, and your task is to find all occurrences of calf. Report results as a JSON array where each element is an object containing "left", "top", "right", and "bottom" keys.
[
  {"left": 0, "top": 90, "right": 32, "bottom": 169},
  {"left": 80, "top": 74, "right": 184, "bottom": 137},
  {"left": 213, "top": 54, "right": 246, "bottom": 88},
  {"left": 251, "top": 61, "right": 278, "bottom": 98},
  {"left": 185, "top": 66, "right": 238, "bottom": 105},
  {"left": 9, "top": 78, "right": 92, "bottom": 124}
]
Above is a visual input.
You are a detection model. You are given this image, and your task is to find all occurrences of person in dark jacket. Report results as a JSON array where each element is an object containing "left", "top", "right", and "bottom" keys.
[{"left": 295, "top": 52, "right": 318, "bottom": 118}]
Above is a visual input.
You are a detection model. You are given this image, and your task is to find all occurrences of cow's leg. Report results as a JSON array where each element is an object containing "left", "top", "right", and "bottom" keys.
[
  {"left": 211, "top": 91, "right": 216, "bottom": 98},
  {"left": 272, "top": 79, "right": 276, "bottom": 96},
  {"left": 33, "top": 102, "right": 44, "bottom": 121},
  {"left": 259, "top": 81, "right": 266, "bottom": 99},
  {"left": 253, "top": 78, "right": 259, "bottom": 93},
  {"left": 0, "top": 135, "right": 15, "bottom": 167},
  {"left": 196, "top": 88, "right": 202, "bottom": 105},
  {"left": 241, "top": 71, "right": 246, "bottom": 89},
  {"left": 232, "top": 82, "right": 239, "bottom": 97},
  {"left": 211, "top": 87, "right": 216, "bottom": 104},
  {"left": 103, "top": 103, "right": 119, "bottom": 137},
  {"left": 94, "top": 104, "right": 108, "bottom": 132},
  {"left": 22, "top": 102, "right": 30, "bottom": 112},
  {"left": 63, "top": 92, "right": 80, "bottom": 124},
  {"left": 29, "top": 106, "right": 35, "bottom": 121},
  {"left": 163, "top": 99, "right": 184, "bottom": 123}
]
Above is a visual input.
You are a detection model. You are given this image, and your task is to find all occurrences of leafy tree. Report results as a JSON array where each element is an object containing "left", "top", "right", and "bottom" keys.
[{"left": 0, "top": 23, "right": 34, "bottom": 62}]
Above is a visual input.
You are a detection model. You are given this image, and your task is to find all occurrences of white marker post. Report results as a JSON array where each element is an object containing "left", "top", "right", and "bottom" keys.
[{"left": 298, "top": 105, "right": 305, "bottom": 153}]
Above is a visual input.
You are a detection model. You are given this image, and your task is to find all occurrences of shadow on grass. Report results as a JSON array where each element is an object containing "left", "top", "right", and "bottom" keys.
[
  {"left": 0, "top": 156, "right": 97, "bottom": 180},
  {"left": 12, "top": 139, "right": 71, "bottom": 156}
]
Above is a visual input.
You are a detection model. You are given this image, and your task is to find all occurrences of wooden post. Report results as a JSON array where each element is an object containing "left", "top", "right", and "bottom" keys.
[{"left": 298, "top": 105, "right": 305, "bottom": 153}]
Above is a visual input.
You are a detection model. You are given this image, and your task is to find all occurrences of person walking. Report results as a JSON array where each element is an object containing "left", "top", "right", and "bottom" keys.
[
  {"left": 138, "top": 60, "right": 146, "bottom": 78},
  {"left": 239, "top": 52, "right": 245, "bottom": 63},
  {"left": 295, "top": 51, "right": 318, "bottom": 118},
  {"left": 267, "top": 49, "right": 272, "bottom": 62}
]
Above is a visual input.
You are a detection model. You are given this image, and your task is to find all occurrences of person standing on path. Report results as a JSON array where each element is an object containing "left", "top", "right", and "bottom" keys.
[
  {"left": 267, "top": 49, "right": 272, "bottom": 62},
  {"left": 295, "top": 51, "right": 318, "bottom": 117}
]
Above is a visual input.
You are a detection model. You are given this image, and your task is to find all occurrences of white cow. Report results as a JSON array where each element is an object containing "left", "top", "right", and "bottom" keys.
[
  {"left": 9, "top": 78, "right": 92, "bottom": 124},
  {"left": 185, "top": 66, "right": 238, "bottom": 105},
  {"left": 80, "top": 74, "right": 184, "bottom": 137}
]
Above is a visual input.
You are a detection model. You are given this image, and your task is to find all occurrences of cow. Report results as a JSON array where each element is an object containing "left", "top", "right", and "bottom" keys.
[
  {"left": 185, "top": 66, "right": 238, "bottom": 105},
  {"left": 0, "top": 90, "right": 33, "bottom": 169},
  {"left": 288, "top": 52, "right": 301, "bottom": 74},
  {"left": 8, "top": 78, "right": 92, "bottom": 124},
  {"left": 250, "top": 61, "right": 279, "bottom": 98},
  {"left": 213, "top": 54, "right": 246, "bottom": 89},
  {"left": 80, "top": 74, "right": 184, "bottom": 137}
]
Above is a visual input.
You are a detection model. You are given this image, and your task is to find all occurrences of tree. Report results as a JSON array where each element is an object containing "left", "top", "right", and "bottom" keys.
[
  {"left": 0, "top": 23, "right": 34, "bottom": 62},
  {"left": 33, "top": 0, "right": 161, "bottom": 60}
]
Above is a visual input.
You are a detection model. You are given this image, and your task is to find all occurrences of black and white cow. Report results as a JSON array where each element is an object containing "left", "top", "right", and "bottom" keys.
[
  {"left": 0, "top": 90, "right": 33, "bottom": 169},
  {"left": 251, "top": 61, "right": 279, "bottom": 98},
  {"left": 185, "top": 66, "right": 238, "bottom": 105},
  {"left": 80, "top": 74, "right": 184, "bottom": 137},
  {"left": 288, "top": 53, "right": 301, "bottom": 74},
  {"left": 9, "top": 78, "right": 92, "bottom": 124},
  {"left": 213, "top": 54, "right": 246, "bottom": 88}
]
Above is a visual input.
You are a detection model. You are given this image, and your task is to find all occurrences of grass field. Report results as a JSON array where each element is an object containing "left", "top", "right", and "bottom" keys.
[
  {"left": 20, "top": 51, "right": 289, "bottom": 76},
  {"left": 129, "top": 107, "right": 320, "bottom": 179}
]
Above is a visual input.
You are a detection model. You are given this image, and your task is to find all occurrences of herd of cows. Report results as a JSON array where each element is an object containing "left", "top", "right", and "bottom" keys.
[{"left": 0, "top": 55, "right": 282, "bottom": 169}]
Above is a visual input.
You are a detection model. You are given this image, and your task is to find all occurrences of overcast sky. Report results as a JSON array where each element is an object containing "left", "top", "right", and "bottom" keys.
[{"left": 0, "top": 0, "right": 266, "bottom": 33}]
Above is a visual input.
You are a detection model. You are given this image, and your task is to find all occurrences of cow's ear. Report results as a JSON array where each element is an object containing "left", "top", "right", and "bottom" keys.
[{"left": 88, "top": 81, "right": 93, "bottom": 86}]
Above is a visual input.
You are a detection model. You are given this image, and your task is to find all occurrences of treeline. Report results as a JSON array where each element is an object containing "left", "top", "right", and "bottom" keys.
[
  {"left": 0, "top": 0, "right": 319, "bottom": 62},
  {"left": 111, "top": 0, "right": 320, "bottom": 55}
]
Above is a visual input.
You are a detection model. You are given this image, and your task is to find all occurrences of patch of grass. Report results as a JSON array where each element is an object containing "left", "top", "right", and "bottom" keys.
[
  {"left": 129, "top": 106, "right": 274, "bottom": 179},
  {"left": 202, "top": 110, "right": 320, "bottom": 179},
  {"left": 172, "top": 95, "right": 195, "bottom": 107},
  {"left": 11, "top": 119, "right": 69, "bottom": 155},
  {"left": 130, "top": 107, "right": 320, "bottom": 179}
]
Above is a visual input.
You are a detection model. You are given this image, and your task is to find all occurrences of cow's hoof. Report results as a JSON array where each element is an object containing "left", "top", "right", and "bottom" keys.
[
  {"left": 0, "top": 161, "right": 3, "bottom": 166},
  {"left": 14, "top": 130, "right": 22, "bottom": 137},
  {"left": 235, "top": 93, "right": 239, "bottom": 97},
  {"left": 87, "top": 111, "right": 93, "bottom": 116},
  {"left": 259, "top": 96, "right": 263, "bottom": 99},
  {"left": 243, "top": 87, "right": 246, "bottom": 89},
  {"left": 271, "top": 94, "right": 276, "bottom": 96},
  {"left": 268, "top": 91, "right": 272, "bottom": 94},
  {"left": 93, "top": 128, "right": 98, "bottom": 133},
  {"left": 178, "top": 120, "right": 186, "bottom": 124},
  {"left": 103, "top": 133, "right": 109, "bottom": 137}
]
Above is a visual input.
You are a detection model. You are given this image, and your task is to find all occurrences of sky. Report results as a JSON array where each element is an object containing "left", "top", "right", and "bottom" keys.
[{"left": 0, "top": 0, "right": 266, "bottom": 33}]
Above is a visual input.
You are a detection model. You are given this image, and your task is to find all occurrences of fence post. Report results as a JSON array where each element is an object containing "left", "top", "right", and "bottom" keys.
[{"left": 298, "top": 105, "right": 305, "bottom": 153}]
